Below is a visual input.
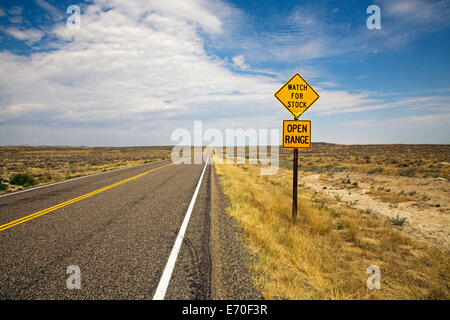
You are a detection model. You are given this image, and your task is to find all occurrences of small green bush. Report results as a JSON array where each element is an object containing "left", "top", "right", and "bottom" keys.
[
  {"left": 399, "top": 168, "right": 416, "bottom": 178},
  {"left": 368, "top": 167, "right": 383, "bottom": 175},
  {"left": 389, "top": 213, "right": 407, "bottom": 226},
  {"left": 0, "top": 183, "right": 7, "bottom": 191},
  {"left": 9, "top": 173, "right": 36, "bottom": 187}
]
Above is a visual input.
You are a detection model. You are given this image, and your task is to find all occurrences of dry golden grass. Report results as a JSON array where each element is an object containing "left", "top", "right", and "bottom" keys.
[
  {"left": 215, "top": 161, "right": 449, "bottom": 299},
  {"left": 367, "top": 188, "right": 418, "bottom": 203},
  {"left": 0, "top": 146, "right": 172, "bottom": 193}
]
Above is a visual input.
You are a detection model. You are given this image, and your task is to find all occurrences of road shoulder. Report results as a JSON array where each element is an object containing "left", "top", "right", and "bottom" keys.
[{"left": 209, "top": 163, "right": 262, "bottom": 300}]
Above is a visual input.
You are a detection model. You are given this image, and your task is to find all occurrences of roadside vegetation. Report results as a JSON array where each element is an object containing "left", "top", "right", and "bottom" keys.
[
  {"left": 279, "top": 143, "right": 450, "bottom": 180},
  {"left": 9, "top": 173, "right": 37, "bottom": 187},
  {"left": 0, "top": 146, "right": 173, "bottom": 194},
  {"left": 215, "top": 160, "right": 449, "bottom": 299},
  {"left": 389, "top": 213, "right": 407, "bottom": 227}
]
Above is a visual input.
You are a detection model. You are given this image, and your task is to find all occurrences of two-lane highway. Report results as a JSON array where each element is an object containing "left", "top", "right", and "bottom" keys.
[{"left": 0, "top": 158, "right": 213, "bottom": 299}]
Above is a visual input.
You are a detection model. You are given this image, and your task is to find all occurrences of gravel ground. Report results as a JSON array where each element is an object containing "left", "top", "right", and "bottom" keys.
[{"left": 209, "top": 164, "right": 262, "bottom": 300}]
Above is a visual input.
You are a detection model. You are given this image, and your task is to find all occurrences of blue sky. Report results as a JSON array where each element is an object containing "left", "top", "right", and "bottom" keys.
[{"left": 0, "top": 0, "right": 449, "bottom": 146}]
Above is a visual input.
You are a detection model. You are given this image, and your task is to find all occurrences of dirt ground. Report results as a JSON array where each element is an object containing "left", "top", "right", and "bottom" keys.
[{"left": 298, "top": 171, "right": 449, "bottom": 248}]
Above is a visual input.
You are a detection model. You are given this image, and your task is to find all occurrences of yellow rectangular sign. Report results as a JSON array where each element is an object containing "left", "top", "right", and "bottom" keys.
[{"left": 283, "top": 120, "right": 311, "bottom": 148}]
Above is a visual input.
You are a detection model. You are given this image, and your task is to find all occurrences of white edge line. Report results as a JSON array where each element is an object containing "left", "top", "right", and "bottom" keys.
[
  {"left": 153, "top": 157, "right": 210, "bottom": 300},
  {"left": 0, "top": 158, "right": 170, "bottom": 199}
]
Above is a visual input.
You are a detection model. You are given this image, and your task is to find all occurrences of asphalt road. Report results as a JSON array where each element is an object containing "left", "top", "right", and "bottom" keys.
[{"left": 0, "top": 157, "right": 223, "bottom": 299}]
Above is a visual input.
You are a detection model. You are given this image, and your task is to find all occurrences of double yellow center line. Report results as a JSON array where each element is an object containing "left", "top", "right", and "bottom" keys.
[{"left": 0, "top": 162, "right": 174, "bottom": 232}]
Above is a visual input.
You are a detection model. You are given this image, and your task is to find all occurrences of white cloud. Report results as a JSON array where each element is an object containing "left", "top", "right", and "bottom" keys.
[
  {"left": 1, "top": 27, "right": 45, "bottom": 44},
  {"left": 8, "top": 16, "right": 23, "bottom": 24},
  {"left": 316, "top": 95, "right": 450, "bottom": 115},
  {"left": 35, "top": 0, "right": 63, "bottom": 21},
  {"left": 313, "top": 90, "right": 379, "bottom": 115},
  {"left": 318, "top": 81, "right": 339, "bottom": 88},
  {"left": 8, "top": 6, "right": 23, "bottom": 16},
  {"left": 231, "top": 55, "right": 249, "bottom": 69},
  {"left": 0, "top": 0, "right": 278, "bottom": 134},
  {"left": 383, "top": 0, "right": 450, "bottom": 26},
  {"left": 341, "top": 112, "right": 450, "bottom": 127},
  {"left": 404, "top": 112, "right": 450, "bottom": 124},
  {"left": 148, "top": 0, "right": 225, "bottom": 34}
]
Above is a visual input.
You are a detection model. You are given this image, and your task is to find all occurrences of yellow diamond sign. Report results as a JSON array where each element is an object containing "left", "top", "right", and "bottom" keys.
[{"left": 275, "top": 73, "right": 319, "bottom": 119}]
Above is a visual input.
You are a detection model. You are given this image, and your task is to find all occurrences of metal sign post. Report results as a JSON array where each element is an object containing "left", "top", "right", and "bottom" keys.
[{"left": 292, "top": 140, "right": 298, "bottom": 221}]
